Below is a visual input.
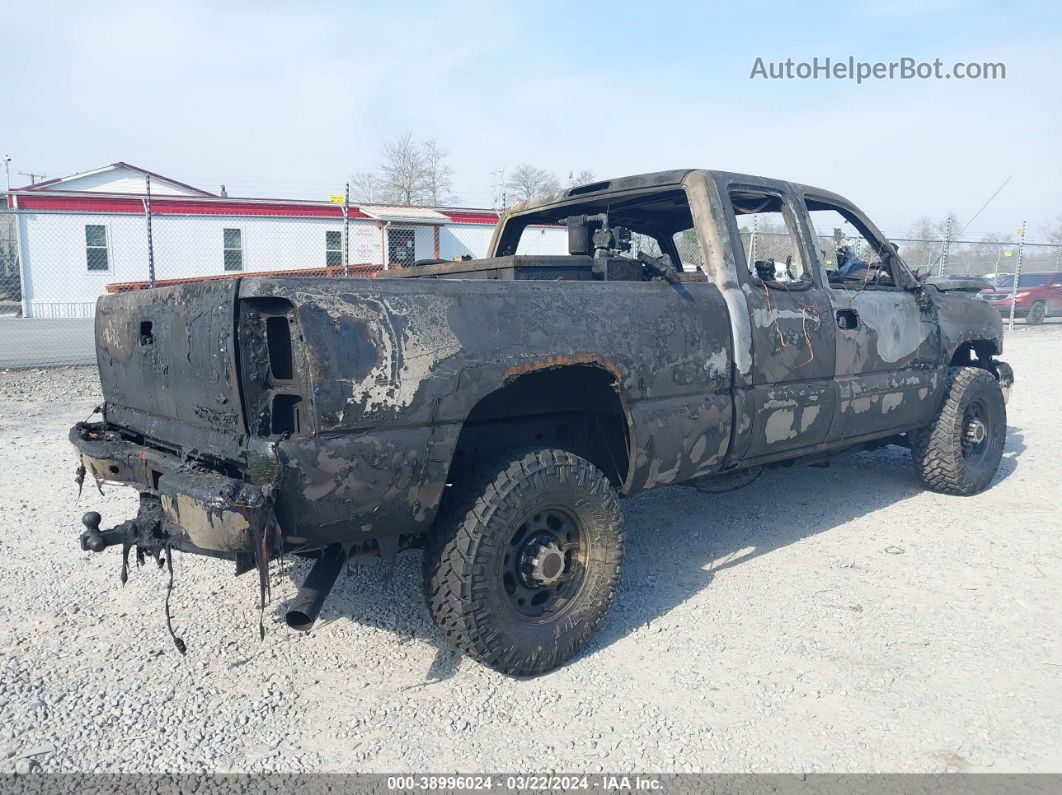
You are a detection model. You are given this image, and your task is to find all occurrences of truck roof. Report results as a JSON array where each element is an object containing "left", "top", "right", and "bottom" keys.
[{"left": 504, "top": 168, "right": 850, "bottom": 218}]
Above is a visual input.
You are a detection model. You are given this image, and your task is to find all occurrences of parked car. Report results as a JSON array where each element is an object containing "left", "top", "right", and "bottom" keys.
[
  {"left": 70, "top": 169, "right": 1014, "bottom": 675},
  {"left": 979, "top": 271, "right": 1062, "bottom": 324}
]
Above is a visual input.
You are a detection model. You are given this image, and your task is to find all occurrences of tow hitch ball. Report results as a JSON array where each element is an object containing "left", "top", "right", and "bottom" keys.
[
  {"left": 80, "top": 511, "right": 121, "bottom": 552},
  {"left": 80, "top": 499, "right": 162, "bottom": 553}
]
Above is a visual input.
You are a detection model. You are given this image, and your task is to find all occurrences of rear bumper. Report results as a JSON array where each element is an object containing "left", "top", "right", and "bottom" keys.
[
  {"left": 70, "top": 419, "right": 453, "bottom": 554},
  {"left": 71, "top": 422, "right": 269, "bottom": 555}
]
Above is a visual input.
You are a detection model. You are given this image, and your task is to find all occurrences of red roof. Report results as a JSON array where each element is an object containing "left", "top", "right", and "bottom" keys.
[{"left": 9, "top": 192, "right": 501, "bottom": 224}]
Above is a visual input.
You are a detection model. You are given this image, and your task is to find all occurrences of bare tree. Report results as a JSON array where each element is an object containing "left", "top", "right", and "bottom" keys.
[
  {"left": 506, "top": 164, "right": 561, "bottom": 203},
  {"left": 935, "top": 212, "right": 962, "bottom": 240},
  {"left": 423, "top": 139, "right": 457, "bottom": 206},
  {"left": 350, "top": 170, "right": 386, "bottom": 203},
  {"left": 571, "top": 169, "right": 596, "bottom": 187},
  {"left": 354, "top": 134, "right": 458, "bottom": 206},
  {"left": 906, "top": 216, "right": 936, "bottom": 240},
  {"left": 379, "top": 132, "right": 429, "bottom": 205},
  {"left": 901, "top": 216, "right": 944, "bottom": 273}
]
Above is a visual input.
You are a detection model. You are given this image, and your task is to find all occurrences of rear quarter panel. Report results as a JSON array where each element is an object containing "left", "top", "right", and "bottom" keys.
[{"left": 239, "top": 276, "right": 734, "bottom": 541}]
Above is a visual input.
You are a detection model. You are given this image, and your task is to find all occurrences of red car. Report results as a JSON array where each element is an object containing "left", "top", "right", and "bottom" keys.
[{"left": 979, "top": 271, "right": 1062, "bottom": 325}]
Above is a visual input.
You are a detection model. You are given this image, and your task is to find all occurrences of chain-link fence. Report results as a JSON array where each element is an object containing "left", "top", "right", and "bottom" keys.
[
  {"left": 0, "top": 199, "right": 514, "bottom": 367},
  {"left": 2, "top": 197, "right": 1059, "bottom": 368}
]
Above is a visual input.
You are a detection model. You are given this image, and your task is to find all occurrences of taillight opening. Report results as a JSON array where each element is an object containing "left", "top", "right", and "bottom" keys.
[
  {"left": 271, "top": 394, "right": 302, "bottom": 435},
  {"left": 239, "top": 297, "right": 309, "bottom": 439},
  {"left": 265, "top": 316, "right": 294, "bottom": 380}
]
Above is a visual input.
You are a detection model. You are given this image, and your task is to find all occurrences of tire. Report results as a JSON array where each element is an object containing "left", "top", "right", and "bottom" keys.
[
  {"left": 1026, "top": 301, "right": 1046, "bottom": 325},
  {"left": 910, "top": 367, "right": 1006, "bottom": 496},
  {"left": 423, "top": 447, "right": 624, "bottom": 676}
]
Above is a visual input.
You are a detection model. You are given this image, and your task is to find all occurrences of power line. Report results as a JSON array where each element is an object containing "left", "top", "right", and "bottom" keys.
[{"left": 955, "top": 175, "right": 1012, "bottom": 239}]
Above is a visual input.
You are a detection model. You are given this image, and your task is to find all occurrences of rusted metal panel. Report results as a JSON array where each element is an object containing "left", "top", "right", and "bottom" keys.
[
  {"left": 828, "top": 290, "right": 943, "bottom": 438},
  {"left": 95, "top": 281, "right": 246, "bottom": 459},
  {"left": 934, "top": 291, "right": 1004, "bottom": 361},
  {"left": 240, "top": 276, "right": 734, "bottom": 506},
  {"left": 272, "top": 424, "right": 459, "bottom": 544},
  {"left": 705, "top": 172, "right": 840, "bottom": 459}
]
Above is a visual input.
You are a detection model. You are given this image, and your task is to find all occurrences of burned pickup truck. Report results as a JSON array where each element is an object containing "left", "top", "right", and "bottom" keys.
[{"left": 71, "top": 169, "right": 1013, "bottom": 675}]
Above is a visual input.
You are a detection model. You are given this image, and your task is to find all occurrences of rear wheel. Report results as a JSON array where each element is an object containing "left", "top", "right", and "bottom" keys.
[
  {"left": 1026, "top": 301, "right": 1046, "bottom": 325},
  {"left": 910, "top": 367, "right": 1006, "bottom": 495},
  {"left": 423, "top": 447, "right": 624, "bottom": 676}
]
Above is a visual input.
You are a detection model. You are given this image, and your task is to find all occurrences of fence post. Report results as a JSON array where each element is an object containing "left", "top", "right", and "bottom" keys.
[
  {"left": 12, "top": 196, "right": 29, "bottom": 318},
  {"left": 343, "top": 182, "right": 350, "bottom": 277},
  {"left": 748, "top": 214, "right": 758, "bottom": 268},
  {"left": 938, "top": 216, "right": 952, "bottom": 277},
  {"left": 1007, "top": 222, "right": 1026, "bottom": 331},
  {"left": 143, "top": 174, "right": 157, "bottom": 288}
]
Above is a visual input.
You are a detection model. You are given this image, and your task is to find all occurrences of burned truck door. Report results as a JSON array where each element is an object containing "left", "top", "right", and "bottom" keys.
[
  {"left": 801, "top": 195, "right": 942, "bottom": 440},
  {"left": 713, "top": 177, "right": 838, "bottom": 460}
]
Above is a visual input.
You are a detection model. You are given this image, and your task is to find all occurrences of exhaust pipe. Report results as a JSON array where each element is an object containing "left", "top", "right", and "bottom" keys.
[{"left": 285, "top": 544, "right": 345, "bottom": 632}]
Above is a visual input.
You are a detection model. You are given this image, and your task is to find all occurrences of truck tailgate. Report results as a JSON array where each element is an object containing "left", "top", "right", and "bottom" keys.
[{"left": 95, "top": 282, "right": 246, "bottom": 458}]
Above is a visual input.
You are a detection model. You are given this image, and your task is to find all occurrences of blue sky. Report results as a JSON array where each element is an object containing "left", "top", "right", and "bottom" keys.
[{"left": 3, "top": 0, "right": 1060, "bottom": 239}]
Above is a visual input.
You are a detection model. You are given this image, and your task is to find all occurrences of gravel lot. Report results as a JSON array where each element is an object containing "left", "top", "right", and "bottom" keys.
[{"left": 0, "top": 326, "right": 1059, "bottom": 775}]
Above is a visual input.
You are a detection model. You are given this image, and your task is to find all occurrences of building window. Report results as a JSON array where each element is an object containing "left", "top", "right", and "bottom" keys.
[
  {"left": 85, "top": 225, "right": 109, "bottom": 271},
  {"left": 223, "top": 228, "right": 243, "bottom": 271},
  {"left": 325, "top": 230, "right": 342, "bottom": 266}
]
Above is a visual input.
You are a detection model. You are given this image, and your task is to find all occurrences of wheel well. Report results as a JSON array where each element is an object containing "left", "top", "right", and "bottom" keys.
[
  {"left": 449, "top": 365, "right": 630, "bottom": 488},
  {"left": 950, "top": 340, "right": 999, "bottom": 369}
]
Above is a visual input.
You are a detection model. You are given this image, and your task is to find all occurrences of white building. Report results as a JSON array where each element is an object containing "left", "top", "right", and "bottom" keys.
[{"left": 3, "top": 163, "right": 566, "bottom": 318}]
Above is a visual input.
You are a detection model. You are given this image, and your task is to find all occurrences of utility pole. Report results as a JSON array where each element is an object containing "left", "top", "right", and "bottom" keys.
[
  {"left": 2, "top": 155, "right": 11, "bottom": 192},
  {"left": 490, "top": 168, "right": 505, "bottom": 209},
  {"left": 1007, "top": 222, "right": 1026, "bottom": 331}
]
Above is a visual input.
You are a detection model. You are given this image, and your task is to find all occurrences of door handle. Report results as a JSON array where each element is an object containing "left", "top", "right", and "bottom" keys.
[{"left": 836, "top": 309, "right": 859, "bottom": 330}]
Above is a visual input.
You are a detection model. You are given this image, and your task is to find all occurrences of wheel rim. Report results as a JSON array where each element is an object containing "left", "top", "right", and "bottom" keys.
[
  {"left": 500, "top": 507, "right": 588, "bottom": 623},
  {"left": 1029, "top": 303, "right": 1045, "bottom": 323},
  {"left": 961, "top": 398, "right": 990, "bottom": 461}
]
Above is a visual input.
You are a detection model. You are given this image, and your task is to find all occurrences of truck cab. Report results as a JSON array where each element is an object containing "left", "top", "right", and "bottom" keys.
[{"left": 476, "top": 169, "right": 1005, "bottom": 464}]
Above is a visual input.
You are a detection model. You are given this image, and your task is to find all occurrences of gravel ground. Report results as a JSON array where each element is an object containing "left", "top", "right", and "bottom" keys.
[{"left": 0, "top": 326, "right": 1059, "bottom": 775}]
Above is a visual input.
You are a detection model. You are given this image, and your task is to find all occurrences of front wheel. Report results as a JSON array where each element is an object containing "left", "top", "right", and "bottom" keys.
[
  {"left": 423, "top": 448, "right": 624, "bottom": 676},
  {"left": 910, "top": 367, "right": 1006, "bottom": 495},
  {"left": 1026, "top": 301, "right": 1046, "bottom": 325}
]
